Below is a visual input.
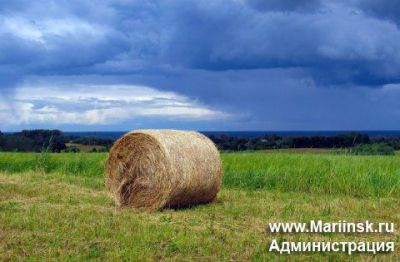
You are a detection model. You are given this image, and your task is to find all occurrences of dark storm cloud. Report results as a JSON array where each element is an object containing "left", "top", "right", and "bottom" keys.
[
  {"left": 246, "top": 0, "right": 322, "bottom": 12},
  {"left": 161, "top": 0, "right": 400, "bottom": 86},
  {"left": 0, "top": 1, "right": 182, "bottom": 84},
  {"left": 1, "top": 0, "right": 400, "bottom": 130},
  {"left": 358, "top": 0, "right": 400, "bottom": 26},
  {"left": 1, "top": 0, "right": 400, "bottom": 88}
]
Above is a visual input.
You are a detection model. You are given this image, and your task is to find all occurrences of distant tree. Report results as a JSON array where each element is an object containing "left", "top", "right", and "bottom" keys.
[
  {"left": 0, "top": 134, "right": 4, "bottom": 151},
  {"left": 19, "top": 129, "right": 67, "bottom": 152},
  {"left": 64, "top": 146, "right": 80, "bottom": 153},
  {"left": 352, "top": 143, "right": 394, "bottom": 155},
  {"left": 372, "top": 137, "right": 400, "bottom": 150},
  {"left": 0, "top": 129, "right": 66, "bottom": 152},
  {"left": 3, "top": 135, "right": 35, "bottom": 152},
  {"left": 69, "top": 136, "right": 114, "bottom": 147}
]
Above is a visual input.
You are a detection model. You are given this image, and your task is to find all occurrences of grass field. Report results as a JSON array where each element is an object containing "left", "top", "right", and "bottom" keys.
[{"left": 1, "top": 152, "right": 399, "bottom": 260}]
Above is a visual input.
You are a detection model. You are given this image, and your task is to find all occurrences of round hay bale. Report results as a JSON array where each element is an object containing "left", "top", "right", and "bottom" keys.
[{"left": 105, "top": 129, "right": 223, "bottom": 210}]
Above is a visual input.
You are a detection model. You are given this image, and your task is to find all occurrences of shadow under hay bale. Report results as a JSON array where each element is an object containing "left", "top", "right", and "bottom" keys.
[{"left": 105, "top": 129, "right": 223, "bottom": 210}]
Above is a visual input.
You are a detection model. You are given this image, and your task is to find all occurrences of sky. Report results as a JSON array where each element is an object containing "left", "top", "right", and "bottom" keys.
[{"left": 1, "top": 0, "right": 400, "bottom": 131}]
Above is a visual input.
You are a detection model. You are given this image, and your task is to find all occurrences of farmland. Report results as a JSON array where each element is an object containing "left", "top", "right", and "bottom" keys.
[{"left": 1, "top": 152, "right": 399, "bottom": 260}]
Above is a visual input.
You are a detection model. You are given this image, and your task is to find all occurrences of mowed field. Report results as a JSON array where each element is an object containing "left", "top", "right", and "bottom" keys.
[{"left": 0, "top": 152, "right": 399, "bottom": 261}]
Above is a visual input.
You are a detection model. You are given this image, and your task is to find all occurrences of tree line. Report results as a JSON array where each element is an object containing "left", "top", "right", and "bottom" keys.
[
  {"left": 0, "top": 130, "right": 113, "bottom": 152},
  {"left": 0, "top": 129, "right": 399, "bottom": 153},
  {"left": 208, "top": 132, "right": 399, "bottom": 152}
]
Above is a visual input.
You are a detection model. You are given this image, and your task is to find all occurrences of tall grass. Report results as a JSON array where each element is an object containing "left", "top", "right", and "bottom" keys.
[
  {"left": 0, "top": 153, "right": 104, "bottom": 176},
  {"left": 0, "top": 152, "right": 399, "bottom": 198},
  {"left": 223, "top": 152, "right": 400, "bottom": 198}
]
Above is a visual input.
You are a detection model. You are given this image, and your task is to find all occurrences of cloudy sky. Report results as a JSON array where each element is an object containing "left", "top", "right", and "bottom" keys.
[{"left": 1, "top": 0, "right": 400, "bottom": 131}]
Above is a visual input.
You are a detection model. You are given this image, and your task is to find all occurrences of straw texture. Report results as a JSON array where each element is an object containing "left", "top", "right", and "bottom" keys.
[{"left": 105, "top": 129, "right": 222, "bottom": 210}]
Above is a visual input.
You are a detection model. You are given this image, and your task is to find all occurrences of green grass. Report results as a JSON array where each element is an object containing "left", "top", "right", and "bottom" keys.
[
  {"left": 0, "top": 152, "right": 399, "bottom": 197},
  {"left": 223, "top": 152, "right": 400, "bottom": 198},
  {"left": 0, "top": 152, "right": 399, "bottom": 260}
]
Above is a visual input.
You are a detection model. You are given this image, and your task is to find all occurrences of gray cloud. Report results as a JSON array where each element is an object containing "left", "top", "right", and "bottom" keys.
[
  {"left": 1, "top": 0, "right": 400, "bottom": 130},
  {"left": 358, "top": 0, "right": 400, "bottom": 25},
  {"left": 246, "top": 0, "right": 322, "bottom": 12},
  {"left": 2, "top": 0, "right": 400, "bottom": 87}
]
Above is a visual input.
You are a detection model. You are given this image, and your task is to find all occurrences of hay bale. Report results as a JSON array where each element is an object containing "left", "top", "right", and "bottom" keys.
[{"left": 105, "top": 129, "right": 223, "bottom": 210}]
